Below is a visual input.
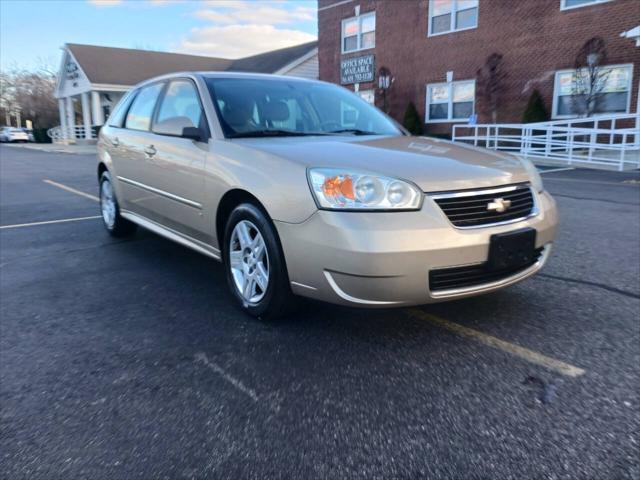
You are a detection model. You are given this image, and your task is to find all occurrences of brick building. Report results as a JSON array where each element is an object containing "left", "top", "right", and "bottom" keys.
[{"left": 318, "top": 0, "right": 640, "bottom": 135}]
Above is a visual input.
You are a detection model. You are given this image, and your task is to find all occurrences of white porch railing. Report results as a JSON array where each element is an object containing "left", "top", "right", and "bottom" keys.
[
  {"left": 452, "top": 113, "right": 640, "bottom": 171},
  {"left": 47, "top": 125, "right": 97, "bottom": 143}
]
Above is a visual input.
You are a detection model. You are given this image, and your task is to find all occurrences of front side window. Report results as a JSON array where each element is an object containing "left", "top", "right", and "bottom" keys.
[
  {"left": 154, "top": 80, "right": 205, "bottom": 136},
  {"left": 429, "top": 0, "right": 478, "bottom": 36},
  {"left": 341, "top": 12, "right": 376, "bottom": 53},
  {"left": 553, "top": 64, "right": 632, "bottom": 117},
  {"left": 561, "top": 0, "right": 612, "bottom": 10},
  {"left": 125, "top": 83, "right": 164, "bottom": 131},
  {"left": 426, "top": 80, "right": 475, "bottom": 122},
  {"left": 204, "top": 77, "right": 400, "bottom": 138}
]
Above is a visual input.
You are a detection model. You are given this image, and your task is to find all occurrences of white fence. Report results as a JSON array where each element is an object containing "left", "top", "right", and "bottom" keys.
[
  {"left": 47, "top": 125, "right": 97, "bottom": 143},
  {"left": 452, "top": 114, "right": 640, "bottom": 171}
]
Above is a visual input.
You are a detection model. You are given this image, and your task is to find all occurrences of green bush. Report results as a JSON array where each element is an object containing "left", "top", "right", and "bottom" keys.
[
  {"left": 402, "top": 101, "right": 424, "bottom": 135},
  {"left": 32, "top": 128, "right": 52, "bottom": 143},
  {"left": 522, "top": 89, "right": 549, "bottom": 123}
]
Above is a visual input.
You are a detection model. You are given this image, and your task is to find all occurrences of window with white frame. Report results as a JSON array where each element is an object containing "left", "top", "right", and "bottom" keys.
[
  {"left": 426, "top": 80, "right": 475, "bottom": 122},
  {"left": 560, "top": 0, "right": 612, "bottom": 11},
  {"left": 341, "top": 12, "right": 375, "bottom": 53},
  {"left": 553, "top": 64, "right": 632, "bottom": 117},
  {"left": 357, "top": 89, "right": 375, "bottom": 104},
  {"left": 428, "top": 0, "right": 478, "bottom": 36}
]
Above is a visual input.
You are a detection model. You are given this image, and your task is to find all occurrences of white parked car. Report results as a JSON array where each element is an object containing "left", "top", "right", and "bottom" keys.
[
  {"left": 21, "top": 128, "right": 35, "bottom": 142},
  {"left": 0, "top": 127, "right": 29, "bottom": 143}
]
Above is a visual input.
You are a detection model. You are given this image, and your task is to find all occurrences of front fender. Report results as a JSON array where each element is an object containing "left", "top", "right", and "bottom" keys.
[{"left": 205, "top": 141, "right": 318, "bottom": 225}]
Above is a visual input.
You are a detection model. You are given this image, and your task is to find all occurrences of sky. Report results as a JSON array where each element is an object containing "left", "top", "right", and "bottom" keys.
[{"left": 0, "top": 0, "right": 318, "bottom": 71}]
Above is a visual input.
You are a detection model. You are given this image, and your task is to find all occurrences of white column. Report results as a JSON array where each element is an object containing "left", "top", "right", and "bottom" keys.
[
  {"left": 65, "top": 96, "right": 75, "bottom": 139},
  {"left": 81, "top": 92, "right": 92, "bottom": 139},
  {"left": 91, "top": 91, "right": 104, "bottom": 126},
  {"left": 58, "top": 98, "right": 68, "bottom": 137},
  {"left": 629, "top": 80, "right": 640, "bottom": 148},
  {"left": 4, "top": 111, "right": 10, "bottom": 126}
]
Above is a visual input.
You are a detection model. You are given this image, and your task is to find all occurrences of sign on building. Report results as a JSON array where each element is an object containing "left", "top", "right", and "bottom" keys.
[{"left": 340, "top": 55, "right": 375, "bottom": 85}]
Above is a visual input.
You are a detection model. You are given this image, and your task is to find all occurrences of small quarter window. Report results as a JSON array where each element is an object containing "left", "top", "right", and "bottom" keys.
[{"left": 107, "top": 90, "right": 136, "bottom": 128}]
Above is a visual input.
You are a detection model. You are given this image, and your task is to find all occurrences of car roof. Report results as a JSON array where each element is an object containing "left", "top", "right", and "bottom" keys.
[{"left": 133, "top": 71, "right": 326, "bottom": 89}]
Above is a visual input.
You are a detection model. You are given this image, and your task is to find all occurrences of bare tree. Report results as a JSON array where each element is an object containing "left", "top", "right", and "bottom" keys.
[
  {"left": 0, "top": 71, "right": 16, "bottom": 124},
  {"left": 476, "top": 53, "right": 506, "bottom": 124},
  {"left": 571, "top": 37, "right": 609, "bottom": 117},
  {"left": 0, "top": 60, "right": 58, "bottom": 128}
]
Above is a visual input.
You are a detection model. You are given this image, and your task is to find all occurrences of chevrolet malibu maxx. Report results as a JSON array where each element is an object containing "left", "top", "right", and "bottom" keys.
[{"left": 97, "top": 72, "right": 558, "bottom": 320}]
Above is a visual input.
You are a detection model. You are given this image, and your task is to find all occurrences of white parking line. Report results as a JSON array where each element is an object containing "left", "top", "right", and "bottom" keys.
[
  {"left": 0, "top": 215, "right": 101, "bottom": 230},
  {"left": 408, "top": 309, "right": 586, "bottom": 378},
  {"left": 194, "top": 352, "right": 259, "bottom": 402},
  {"left": 43, "top": 179, "right": 99, "bottom": 202}
]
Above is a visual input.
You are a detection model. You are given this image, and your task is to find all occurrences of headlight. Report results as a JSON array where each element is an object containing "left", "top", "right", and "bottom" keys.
[
  {"left": 308, "top": 168, "right": 422, "bottom": 210},
  {"left": 520, "top": 157, "right": 544, "bottom": 193}
]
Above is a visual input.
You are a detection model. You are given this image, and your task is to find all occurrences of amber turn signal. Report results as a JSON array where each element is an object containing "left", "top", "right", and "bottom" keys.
[{"left": 322, "top": 175, "right": 355, "bottom": 200}]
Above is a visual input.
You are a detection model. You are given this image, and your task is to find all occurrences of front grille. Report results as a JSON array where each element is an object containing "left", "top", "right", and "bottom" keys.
[
  {"left": 429, "top": 247, "right": 544, "bottom": 292},
  {"left": 432, "top": 184, "right": 535, "bottom": 228}
]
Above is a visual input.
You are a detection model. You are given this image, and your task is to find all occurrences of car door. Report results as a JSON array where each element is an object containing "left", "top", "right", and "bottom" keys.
[
  {"left": 99, "top": 89, "right": 135, "bottom": 203},
  {"left": 114, "top": 81, "right": 166, "bottom": 221},
  {"left": 144, "top": 78, "right": 209, "bottom": 241}
]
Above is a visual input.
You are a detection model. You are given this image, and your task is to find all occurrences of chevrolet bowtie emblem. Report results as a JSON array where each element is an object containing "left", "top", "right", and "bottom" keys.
[{"left": 487, "top": 198, "right": 512, "bottom": 213}]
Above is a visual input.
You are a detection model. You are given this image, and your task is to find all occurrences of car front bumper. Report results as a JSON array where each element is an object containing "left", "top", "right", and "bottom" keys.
[{"left": 275, "top": 190, "right": 558, "bottom": 307}]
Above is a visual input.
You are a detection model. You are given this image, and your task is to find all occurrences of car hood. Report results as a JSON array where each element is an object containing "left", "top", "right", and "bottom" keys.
[{"left": 235, "top": 135, "right": 531, "bottom": 192}]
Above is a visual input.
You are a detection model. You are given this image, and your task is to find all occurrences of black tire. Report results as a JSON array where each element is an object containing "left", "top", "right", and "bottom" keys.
[
  {"left": 99, "top": 171, "right": 137, "bottom": 237},
  {"left": 223, "top": 203, "right": 295, "bottom": 321}
]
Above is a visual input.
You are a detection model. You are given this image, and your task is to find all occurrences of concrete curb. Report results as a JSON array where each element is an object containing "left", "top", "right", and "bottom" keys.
[{"left": 3, "top": 143, "right": 97, "bottom": 155}]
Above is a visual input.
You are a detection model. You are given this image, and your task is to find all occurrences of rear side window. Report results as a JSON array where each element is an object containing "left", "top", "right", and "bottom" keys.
[
  {"left": 108, "top": 90, "right": 136, "bottom": 128},
  {"left": 125, "top": 83, "right": 164, "bottom": 131},
  {"left": 153, "top": 80, "right": 205, "bottom": 136}
]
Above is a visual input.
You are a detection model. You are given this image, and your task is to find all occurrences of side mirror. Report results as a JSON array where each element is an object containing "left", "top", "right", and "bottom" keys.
[{"left": 182, "top": 126, "right": 203, "bottom": 142}]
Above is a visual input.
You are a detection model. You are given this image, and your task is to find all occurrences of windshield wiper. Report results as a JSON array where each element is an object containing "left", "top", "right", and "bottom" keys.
[
  {"left": 229, "top": 129, "right": 327, "bottom": 138},
  {"left": 325, "top": 129, "right": 379, "bottom": 136}
]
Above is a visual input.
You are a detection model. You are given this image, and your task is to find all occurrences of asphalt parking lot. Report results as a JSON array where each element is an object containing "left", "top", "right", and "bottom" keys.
[{"left": 1, "top": 144, "right": 639, "bottom": 479}]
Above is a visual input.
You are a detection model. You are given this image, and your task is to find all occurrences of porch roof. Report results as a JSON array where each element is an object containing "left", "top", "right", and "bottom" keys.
[{"left": 65, "top": 41, "right": 319, "bottom": 87}]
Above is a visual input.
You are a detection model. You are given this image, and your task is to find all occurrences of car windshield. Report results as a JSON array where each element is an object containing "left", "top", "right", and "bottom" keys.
[{"left": 204, "top": 77, "right": 402, "bottom": 138}]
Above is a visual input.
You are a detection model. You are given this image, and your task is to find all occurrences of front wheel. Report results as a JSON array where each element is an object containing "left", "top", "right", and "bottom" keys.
[
  {"left": 223, "top": 203, "right": 294, "bottom": 320},
  {"left": 99, "top": 171, "right": 137, "bottom": 237}
]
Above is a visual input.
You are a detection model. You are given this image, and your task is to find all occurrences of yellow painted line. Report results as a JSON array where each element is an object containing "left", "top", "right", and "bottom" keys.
[
  {"left": 0, "top": 215, "right": 101, "bottom": 230},
  {"left": 43, "top": 179, "right": 99, "bottom": 202},
  {"left": 407, "top": 309, "right": 586, "bottom": 378}
]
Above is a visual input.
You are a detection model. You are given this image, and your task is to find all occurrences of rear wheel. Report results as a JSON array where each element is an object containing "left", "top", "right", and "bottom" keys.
[
  {"left": 223, "top": 203, "right": 294, "bottom": 320},
  {"left": 99, "top": 171, "right": 136, "bottom": 237}
]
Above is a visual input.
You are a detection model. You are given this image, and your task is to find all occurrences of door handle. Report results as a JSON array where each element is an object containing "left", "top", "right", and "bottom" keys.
[
  {"left": 144, "top": 145, "right": 157, "bottom": 157},
  {"left": 111, "top": 137, "right": 119, "bottom": 147}
]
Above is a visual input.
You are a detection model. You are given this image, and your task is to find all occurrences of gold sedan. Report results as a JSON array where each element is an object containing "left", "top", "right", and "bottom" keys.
[{"left": 97, "top": 73, "right": 558, "bottom": 320}]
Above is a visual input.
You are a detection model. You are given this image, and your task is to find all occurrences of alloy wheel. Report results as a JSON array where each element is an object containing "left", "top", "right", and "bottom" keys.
[
  {"left": 229, "top": 220, "right": 270, "bottom": 303},
  {"left": 100, "top": 179, "right": 116, "bottom": 229}
]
